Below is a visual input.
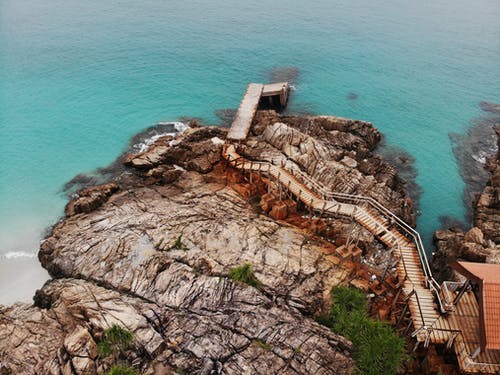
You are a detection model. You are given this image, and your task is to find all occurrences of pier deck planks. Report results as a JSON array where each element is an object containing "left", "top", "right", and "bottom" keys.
[{"left": 227, "top": 83, "right": 264, "bottom": 141}]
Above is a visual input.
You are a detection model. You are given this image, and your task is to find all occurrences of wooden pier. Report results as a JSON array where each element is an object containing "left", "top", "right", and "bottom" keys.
[{"left": 227, "top": 82, "right": 289, "bottom": 141}]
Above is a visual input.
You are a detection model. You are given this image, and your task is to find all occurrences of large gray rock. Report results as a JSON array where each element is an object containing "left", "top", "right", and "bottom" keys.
[{"left": 0, "top": 276, "right": 354, "bottom": 374}]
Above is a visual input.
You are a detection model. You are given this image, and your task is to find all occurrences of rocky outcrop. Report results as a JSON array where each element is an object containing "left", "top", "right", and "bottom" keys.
[
  {"left": 432, "top": 227, "right": 499, "bottom": 281},
  {"left": 1, "top": 277, "right": 354, "bottom": 374},
  {"left": 248, "top": 113, "right": 414, "bottom": 225},
  {"left": 474, "top": 125, "right": 500, "bottom": 243},
  {"left": 432, "top": 125, "right": 500, "bottom": 281},
  {"left": 40, "top": 170, "right": 354, "bottom": 313},
  {"left": 1, "top": 110, "right": 415, "bottom": 374},
  {"left": 65, "top": 182, "right": 119, "bottom": 217},
  {"left": 123, "top": 126, "right": 227, "bottom": 172}
]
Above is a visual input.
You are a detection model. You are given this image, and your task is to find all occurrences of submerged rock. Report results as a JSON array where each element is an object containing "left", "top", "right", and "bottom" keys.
[
  {"left": 432, "top": 125, "right": 500, "bottom": 281},
  {"left": 480, "top": 101, "right": 500, "bottom": 114},
  {"left": 450, "top": 106, "right": 499, "bottom": 219}
]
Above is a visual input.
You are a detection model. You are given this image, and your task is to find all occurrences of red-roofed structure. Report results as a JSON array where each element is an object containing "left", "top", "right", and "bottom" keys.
[{"left": 452, "top": 261, "right": 500, "bottom": 352}]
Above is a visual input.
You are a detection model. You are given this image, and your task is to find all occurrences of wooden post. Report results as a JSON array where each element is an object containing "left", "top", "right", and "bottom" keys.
[
  {"left": 396, "top": 302, "right": 409, "bottom": 328},
  {"left": 453, "top": 279, "right": 470, "bottom": 306}
]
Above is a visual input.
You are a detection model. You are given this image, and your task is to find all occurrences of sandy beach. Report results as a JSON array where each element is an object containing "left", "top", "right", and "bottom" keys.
[{"left": 0, "top": 257, "right": 49, "bottom": 306}]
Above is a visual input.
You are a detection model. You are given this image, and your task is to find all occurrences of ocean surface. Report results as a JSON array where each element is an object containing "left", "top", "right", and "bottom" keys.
[{"left": 1, "top": 0, "right": 499, "bottom": 304}]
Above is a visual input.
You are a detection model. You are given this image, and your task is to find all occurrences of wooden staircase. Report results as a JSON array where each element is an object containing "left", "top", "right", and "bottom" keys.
[{"left": 222, "top": 144, "right": 447, "bottom": 343}]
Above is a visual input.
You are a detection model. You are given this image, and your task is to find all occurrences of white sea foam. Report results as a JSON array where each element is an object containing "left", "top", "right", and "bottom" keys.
[
  {"left": 136, "top": 121, "right": 188, "bottom": 153},
  {"left": 174, "top": 122, "right": 189, "bottom": 133},
  {"left": 3, "top": 251, "right": 36, "bottom": 260}
]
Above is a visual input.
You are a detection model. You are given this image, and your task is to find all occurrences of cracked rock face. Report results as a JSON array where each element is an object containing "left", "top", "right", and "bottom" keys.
[
  {"left": 474, "top": 125, "right": 500, "bottom": 243},
  {"left": 0, "top": 113, "right": 414, "bottom": 374},
  {"left": 39, "top": 171, "right": 352, "bottom": 313},
  {"left": 1, "top": 276, "right": 354, "bottom": 374},
  {"left": 247, "top": 113, "right": 414, "bottom": 225}
]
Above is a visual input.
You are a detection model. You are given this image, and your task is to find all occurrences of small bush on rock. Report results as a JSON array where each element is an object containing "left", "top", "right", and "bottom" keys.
[
  {"left": 106, "top": 365, "right": 137, "bottom": 375},
  {"left": 319, "top": 286, "right": 405, "bottom": 375},
  {"left": 228, "top": 263, "right": 262, "bottom": 288},
  {"left": 171, "top": 234, "right": 188, "bottom": 251},
  {"left": 98, "top": 324, "right": 135, "bottom": 372}
]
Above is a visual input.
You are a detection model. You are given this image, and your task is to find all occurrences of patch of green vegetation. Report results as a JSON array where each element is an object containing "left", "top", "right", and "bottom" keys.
[
  {"left": 98, "top": 324, "right": 135, "bottom": 373},
  {"left": 105, "top": 365, "right": 137, "bottom": 375},
  {"left": 228, "top": 263, "right": 262, "bottom": 288},
  {"left": 98, "top": 324, "right": 134, "bottom": 360},
  {"left": 294, "top": 347, "right": 301, "bottom": 354},
  {"left": 175, "top": 368, "right": 186, "bottom": 375},
  {"left": 318, "top": 286, "right": 406, "bottom": 375},
  {"left": 171, "top": 234, "right": 188, "bottom": 251},
  {"left": 253, "top": 339, "right": 271, "bottom": 351}
]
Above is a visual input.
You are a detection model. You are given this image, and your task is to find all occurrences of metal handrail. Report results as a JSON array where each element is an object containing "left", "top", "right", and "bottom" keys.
[
  {"left": 223, "top": 145, "right": 445, "bottom": 313},
  {"left": 282, "top": 164, "right": 446, "bottom": 309}
]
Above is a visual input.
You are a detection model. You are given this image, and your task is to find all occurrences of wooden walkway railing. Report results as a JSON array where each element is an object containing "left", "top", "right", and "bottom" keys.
[{"left": 222, "top": 144, "right": 451, "bottom": 343}]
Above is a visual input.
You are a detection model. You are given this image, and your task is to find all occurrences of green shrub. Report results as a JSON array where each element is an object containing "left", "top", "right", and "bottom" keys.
[
  {"left": 106, "top": 365, "right": 137, "bottom": 375},
  {"left": 172, "top": 234, "right": 188, "bottom": 251},
  {"left": 228, "top": 263, "right": 262, "bottom": 288},
  {"left": 320, "top": 286, "right": 405, "bottom": 375},
  {"left": 253, "top": 339, "right": 271, "bottom": 350},
  {"left": 98, "top": 324, "right": 134, "bottom": 363}
]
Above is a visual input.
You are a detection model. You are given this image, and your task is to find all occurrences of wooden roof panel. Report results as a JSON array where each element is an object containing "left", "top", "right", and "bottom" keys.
[{"left": 452, "top": 261, "right": 500, "bottom": 350}]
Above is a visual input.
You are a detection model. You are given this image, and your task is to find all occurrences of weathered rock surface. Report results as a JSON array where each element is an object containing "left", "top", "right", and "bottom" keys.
[
  {"left": 1, "top": 276, "right": 354, "bottom": 374},
  {"left": 432, "top": 227, "right": 499, "bottom": 281},
  {"left": 474, "top": 125, "right": 500, "bottom": 243},
  {"left": 1, "top": 111, "right": 414, "bottom": 374},
  {"left": 40, "top": 171, "right": 353, "bottom": 313},
  {"left": 247, "top": 113, "right": 414, "bottom": 225},
  {"left": 65, "top": 182, "right": 119, "bottom": 217}
]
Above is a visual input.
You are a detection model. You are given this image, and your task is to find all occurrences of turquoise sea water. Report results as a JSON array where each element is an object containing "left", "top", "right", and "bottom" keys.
[{"left": 1, "top": 0, "right": 499, "bottom": 303}]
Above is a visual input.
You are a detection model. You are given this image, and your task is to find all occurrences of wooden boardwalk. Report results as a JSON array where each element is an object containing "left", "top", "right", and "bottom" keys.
[
  {"left": 227, "top": 82, "right": 290, "bottom": 141},
  {"left": 227, "top": 83, "right": 264, "bottom": 141},
  {"left": 222, "top": 144, "right": 441, "bottom": 339}
]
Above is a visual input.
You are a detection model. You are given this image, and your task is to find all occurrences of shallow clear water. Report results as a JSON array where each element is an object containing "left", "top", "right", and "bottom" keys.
[{"left": 1, "top": 0, "right": 499, "bottom": 303}]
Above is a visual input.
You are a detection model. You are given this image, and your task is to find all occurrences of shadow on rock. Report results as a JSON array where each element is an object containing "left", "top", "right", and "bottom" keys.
[{"left": 376, "top": 140, "right": 421, "bottom": 211}]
